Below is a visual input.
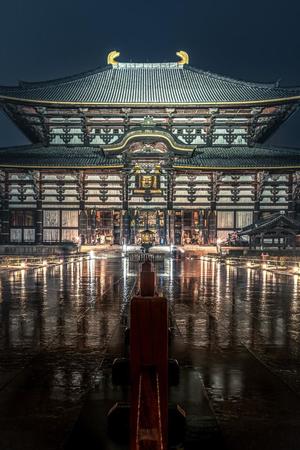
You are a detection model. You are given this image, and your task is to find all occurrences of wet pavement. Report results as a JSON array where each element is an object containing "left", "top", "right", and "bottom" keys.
[{"left": 1, "top": 256, "right": 300, "bottom": 449}]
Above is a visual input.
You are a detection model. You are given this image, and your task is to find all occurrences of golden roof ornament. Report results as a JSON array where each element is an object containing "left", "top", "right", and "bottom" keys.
[
  {"left": 107, "top": 50, "right": 120, "bottom": 65},
  {"left": 176, "top": 50, "right": 189, "bottom": 65}
]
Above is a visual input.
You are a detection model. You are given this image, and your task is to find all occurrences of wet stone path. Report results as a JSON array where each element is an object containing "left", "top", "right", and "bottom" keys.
[{"left": 1, "top": 256, "right": 300, "bottom": 449}]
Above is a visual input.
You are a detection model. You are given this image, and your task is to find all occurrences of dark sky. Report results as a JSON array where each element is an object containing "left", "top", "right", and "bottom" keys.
[{"left": 0, "top": 0, "right": 300, "bottom": 148}]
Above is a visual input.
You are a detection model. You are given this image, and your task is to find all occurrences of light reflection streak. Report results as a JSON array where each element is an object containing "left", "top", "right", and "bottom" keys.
[
  {"left": 74, "top": 259, "right": 82, "bottom": 306},
  {"left": 225, "top": 264, "right": 231, "bottom": 299},
  {"left": 228, "top": 368, "right": 243, "bottom": 398},
  {"left": 122, "top": 256, "right": 128, "bottom": 284},
  {"left": 261, "top": 268, "right": 267, "bottom": 305},
  {"left": 215, "top": 261, "right": 222, "bottom": 304},
  {"left": 20, "top": 269, "right": 26, "bottom": 303},
  {"left": 17, "top": 270, "right": 28, "bottom": 331},
  {"left": 99, "top": 259, "right": 106, "bottom": 297},
  {"left": 245, "top": 268, "right": 252, "bottom": 303},
  {"left": 292, "top": 274, "right": 299, "bottom": 305}
]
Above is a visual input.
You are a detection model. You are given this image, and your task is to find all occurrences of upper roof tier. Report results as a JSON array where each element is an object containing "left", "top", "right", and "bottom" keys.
[{"left": 1, "top": 58, "right": 300, "bottom": 106}]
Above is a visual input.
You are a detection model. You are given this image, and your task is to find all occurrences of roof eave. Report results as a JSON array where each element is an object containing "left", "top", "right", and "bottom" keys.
[
  {"left": 1, "top": 95, "right": 300, "bottom": 108},
  {"left": 174, "top": 164, "right": 300, "bottom": 170},
  {"left": 0, "top": 163, "right": 124, "bottom": 169}
]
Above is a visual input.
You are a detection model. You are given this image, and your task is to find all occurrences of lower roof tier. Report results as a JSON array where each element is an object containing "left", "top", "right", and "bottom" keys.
[
  {"left": 177, "top": 145, "right": 300, "bottom": 169},
  {"left": 0, "top": 144, "right": 299, "bottom": 169}
]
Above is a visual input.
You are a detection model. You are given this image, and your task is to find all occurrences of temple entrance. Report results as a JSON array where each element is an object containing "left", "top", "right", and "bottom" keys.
[
  {"left": 129, "top": 210, "right": 166, "bottom": 245},
  {"left": 141, "top": 229, "right": 155, "bottom": 244}
]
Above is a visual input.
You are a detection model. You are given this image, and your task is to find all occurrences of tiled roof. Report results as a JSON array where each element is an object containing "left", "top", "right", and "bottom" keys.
[
  {"left": 0, "top": 145, "right": 121, "bottom": 168},
  {"left": 0, "top": 63, "right": 300, "bottom": 105},
  {"left": 238, "top": 213, "right": 300, "bottom": 235},
  {"left": 0, "top": 143, "right": 299, "bottom": 169},
  {"left": 175, "top": 145, "right": 300, "bottom": 168}
]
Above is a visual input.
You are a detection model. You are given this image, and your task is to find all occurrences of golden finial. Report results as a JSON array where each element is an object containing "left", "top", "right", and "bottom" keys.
[
  {"left": 176, "top": 50, "right": 189, "bottom": 65},
  {"left": 107, "top": 50, "right": 120, "bottom": 65}
]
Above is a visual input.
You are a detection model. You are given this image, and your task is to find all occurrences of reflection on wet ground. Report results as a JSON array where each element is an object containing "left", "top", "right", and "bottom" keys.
[{"left": 1, "top": 257, "right": 300, "bottom": 449}]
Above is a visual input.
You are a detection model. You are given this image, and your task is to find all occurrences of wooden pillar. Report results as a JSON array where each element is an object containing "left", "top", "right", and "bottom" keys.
[
  {"left": 122, "top": 168, "right": 130, "bottom": 245},
  {"left": 166, "top": 167, "right": 174, "bottom": 246},
  {"left": 122, "top": 169, "right": 129, "bottom": 211},
  {"left": 208, "top": 172, "right": 221, "bottom": 244},
  {"left": 0, "top": 171, "right": 9, "bottom": 244},
  {"left": 163, "top": 210, "right": 168, "bottom": 245},
  {"left": 76, "top": 170, "right": 87, "bottom": 243},
  {"left": 180, "top": 210, "right": 184, "bottom": 245},
  {"left": 253, "top": 171, "right": 260, "bottom": 221},
  {"left": 0, "top": 171, "right": 5, "bottom": 244},
  {"left": 122, "top": 210, "right": 130, "bottom": 244},
  {"left": 288, "top": 173, "right": 295, "bottom": 219},
  {"left": 166, "top": 210, "right": 171, "bottom": 245},
  {"left": 35, "top": 171, "right": 43, "bottom": 244},
  {"left": 254, "top": 171, "right": 268, "bottom": 222},
  {"left": 260, "top": 233, "right": 264, "bottom": 250}
]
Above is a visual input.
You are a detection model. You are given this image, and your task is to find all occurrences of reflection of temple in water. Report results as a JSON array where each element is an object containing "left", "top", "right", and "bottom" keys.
[{"left": 1, "top": 50, "right": 300, "bottom": 250}]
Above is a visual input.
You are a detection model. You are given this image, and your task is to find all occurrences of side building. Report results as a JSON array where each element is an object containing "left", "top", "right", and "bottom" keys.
[{"left": 0, "top": 51, "right": 300, "bottom": 251}]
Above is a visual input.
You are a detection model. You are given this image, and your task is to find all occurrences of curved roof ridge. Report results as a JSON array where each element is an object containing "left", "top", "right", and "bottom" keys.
[
  {"left": 185, "top": 65, "right": 278, "bottom": 89},
  {"left": 7, "top": 65, "right": 112, "bottom": 89}
]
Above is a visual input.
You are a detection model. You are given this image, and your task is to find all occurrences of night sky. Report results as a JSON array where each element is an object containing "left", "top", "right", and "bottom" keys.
[{"left": 0, "top": 0, "right": 299, "bottom": 148}]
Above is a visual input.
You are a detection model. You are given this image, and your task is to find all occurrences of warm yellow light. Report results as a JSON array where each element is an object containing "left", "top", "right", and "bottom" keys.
[
  {"left": 176, "top": 50, "right": 189, "bottom": 65},
  {"left": 107, "top": 50, "right": 120, "bottom": 65}
]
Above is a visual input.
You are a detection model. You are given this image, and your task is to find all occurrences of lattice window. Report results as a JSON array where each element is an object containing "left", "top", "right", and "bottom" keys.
[
  {"left": 10, "top": 229, "right": 22, "bottom": 243},
  {"left": 217, "top": 211, "right": 234, "bottom": 228},
  {"left": 62, "top": 210, "right": 78, "bottom": 227},
  {"left": 61, "top": 229, "right": 78, "bottom": 242},
  {"left": 236, "top": 211, "right": 253, "bottom": 229},
  {"left": 23, "top": 229, "right": 35, "bottom": 243},
  {"left": 43, "top": 229, "right": 60, "bottom": 242},
  {"left": 43, "top": 210, "right": 60, "bottom": 227}
]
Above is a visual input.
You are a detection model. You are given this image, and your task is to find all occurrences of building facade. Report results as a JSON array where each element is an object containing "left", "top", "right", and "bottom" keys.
[{"left": 0, "top": 51, "right": 300, "bottom": 249}]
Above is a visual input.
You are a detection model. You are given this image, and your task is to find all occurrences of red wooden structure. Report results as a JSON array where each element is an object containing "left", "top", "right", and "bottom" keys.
[{"left": 130, "top": 262, "right": 168, "bottom": 450}]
